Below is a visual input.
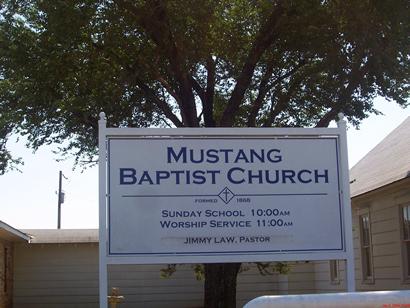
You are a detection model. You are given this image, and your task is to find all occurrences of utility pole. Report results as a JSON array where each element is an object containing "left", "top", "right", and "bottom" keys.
[{"left": 57, "top": 170, "right": 63, "bottom": 229}]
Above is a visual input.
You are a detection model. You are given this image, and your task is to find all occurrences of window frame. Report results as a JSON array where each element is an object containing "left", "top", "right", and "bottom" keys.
[
  {"left": 400, "top": 203, "right": 410, "bottom": 283},
  {"left": 358, "top": 209, "right": 374, "bottom": 284},
  {"left": 3, "top": 247, "right": 8, "bottom": 294},
  {"left": 329, "top": 260, "right": 340, "bottom": 284}
]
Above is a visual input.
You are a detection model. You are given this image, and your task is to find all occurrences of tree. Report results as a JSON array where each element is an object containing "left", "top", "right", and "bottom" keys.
[{"left": 1, "top": 0, "right": 409, "bottom": 306}]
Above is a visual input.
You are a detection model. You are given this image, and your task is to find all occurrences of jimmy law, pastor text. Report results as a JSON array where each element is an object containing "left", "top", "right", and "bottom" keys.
[{"left": 183, "top": 236, "right": 271, "bottom": 245}]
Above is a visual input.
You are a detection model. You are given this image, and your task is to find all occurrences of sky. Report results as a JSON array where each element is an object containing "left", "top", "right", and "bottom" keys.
[{"left": 1, "top": 97, "right": 409, "bottom": 230}]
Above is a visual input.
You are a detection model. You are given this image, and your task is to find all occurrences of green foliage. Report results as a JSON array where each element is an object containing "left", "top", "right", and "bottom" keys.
[
  {"left": 161, "top": 262, "right": 290, "bottom": 280},
  {"left": 160, "top": 264, "right": 205, "bottom": 281},
  {"left": 255, "top": 262, "right": 291, "bottom": 276},
  {"left": 240, "top": 262, "right": 291, "bottom": 276},
  {"left": 1, "top": 0, "right": 409, "bottom": 172},
  {"left": 160, "top": 264, "right": 177, "bottom": 279}
]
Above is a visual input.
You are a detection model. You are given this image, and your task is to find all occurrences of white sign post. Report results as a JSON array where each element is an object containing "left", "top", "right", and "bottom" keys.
[{"left": 98, "top": 112, "right": 355, "bottom": 307}]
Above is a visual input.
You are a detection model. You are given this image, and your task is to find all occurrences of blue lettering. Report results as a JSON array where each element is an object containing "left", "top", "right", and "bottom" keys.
[
  {"left": 227, "top": 167, "right": 245, "bottom": 184},
  {"left": 190, "top": 149, "right": 204, "bottom": 163},
  {"left": 138, "top": 171, "right": 154, "bottom": 185},
  {"left": 250, "top": 149, "right": 264, "bottom": 163},
  {"left": 265, "top": 170, "right": 280, "bottom": 183},
  {"left": 207, "top": 170, "right": 220, "bottom": 184},
  {"left": 220, "top": 149, "right": 234, "bottom": 163},
  {"left": 248, "top": 170, "right": 263, "bottom": 184},
  {"left": 315, "top": 169, "right": 329, "bottom": 183},
  {"left": 156, "top": 171, "right": 170, "bottom": 184},
  {"left": 298, "top": 170, "right": 312, "bottom": 183},
  {"left": 282, "top": 170, "right": 296, "bottom": 183},
  {"left": 267, "top": 149, "right": 282, "bottom": 163},
  {"left": 234, "top": 150, "right": 250, "bottom": 163},
  {"left": 192, "top": 170, "right": 206, "bottom": 184},
  {"left": 206, "top": 149, "right": 219, "bottom": 163},
  {"left": 120, "top": 168, "right": 137, "bottom": 184},
  {"left": 170, "top": 170, "right": 184, "bottom": 184},
  {"left": 167, "top": 147, "right": 186, "bottom": 163}
]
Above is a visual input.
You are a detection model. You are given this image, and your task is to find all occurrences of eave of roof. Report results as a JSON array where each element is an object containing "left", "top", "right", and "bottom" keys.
[
  {"left": 22, "top": 229, "right": 98, "bottom": 244},
  {"left": 350, "top": 117, "right": 410, "bottom": 198},
  {"left": 0, "top": 220, "right": 30, "bottom": 242},
  {"left": 351, "top": 176, "right": 410, "bottom": 202}
]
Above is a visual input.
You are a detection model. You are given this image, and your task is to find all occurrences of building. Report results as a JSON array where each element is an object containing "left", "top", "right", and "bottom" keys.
[
  {"left": 12, "top": 229, "right": 303, "bottom": 307},
  {"left": 349, "top": 116, "right": 410, "bottom": 290},
  {"left": 312, "top": 116, "right": 410, "bottom": 293},
  {"left": 0, "top": 221, "right": 30, "bottom": 308}
]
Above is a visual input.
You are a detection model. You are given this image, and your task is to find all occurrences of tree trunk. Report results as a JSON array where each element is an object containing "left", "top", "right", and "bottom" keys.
[{"left": 204, "top": 263, "right": 241, "bottom": 308}]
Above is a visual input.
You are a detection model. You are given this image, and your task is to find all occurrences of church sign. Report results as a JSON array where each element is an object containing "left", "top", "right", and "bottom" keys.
[
  {"left": 108, "top": 136, "right": 344, "bottom": 261},
  {"left": 98, "top": 113, "right": 355, "bottom": 306}
]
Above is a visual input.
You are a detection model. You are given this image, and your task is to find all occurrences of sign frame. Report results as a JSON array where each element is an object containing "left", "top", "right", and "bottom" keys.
[{"left": 98, "top": 113, "right": 355, "bottom": 307}]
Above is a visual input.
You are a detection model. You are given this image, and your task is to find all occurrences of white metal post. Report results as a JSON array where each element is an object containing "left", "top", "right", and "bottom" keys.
[
  {"left": 337, "top": 113, "right": 356, "bottom": 292},
  {"left": 98, "top": 112, "right": 108, "bottom": 308}
]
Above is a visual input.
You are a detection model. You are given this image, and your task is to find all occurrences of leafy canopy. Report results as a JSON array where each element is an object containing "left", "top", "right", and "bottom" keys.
[{"left": 0, "top": 0, "right": 409, "bottom": 174}]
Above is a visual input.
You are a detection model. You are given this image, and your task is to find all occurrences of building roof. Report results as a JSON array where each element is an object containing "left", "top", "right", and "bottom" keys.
[
  {"left": 350, "top": 116, "right": 410, "bottom": 197},
  {"left": 0, "top": 220, "right": 30, "bottom": 242},
  {"left": 23, "top": 229, "right": 98, "bottom": 244}
]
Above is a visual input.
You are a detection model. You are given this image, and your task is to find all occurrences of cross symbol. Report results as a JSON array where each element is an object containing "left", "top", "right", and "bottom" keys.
[
  {"left": 223, "top": 188, "right": 231, "bottom": 202},
  {"left": 218, "top": 187, "right": 235, "bottom": 204}
]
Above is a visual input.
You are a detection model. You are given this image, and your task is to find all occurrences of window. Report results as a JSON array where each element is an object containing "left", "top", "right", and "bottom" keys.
[
  {"left": 401, "top": 204, "right": 410, "bottom": 281},
  {"left": 359, "top": 213, "right": 374, "bottom": 283},
  {"left": 3, "top": 247, "right": 8, "bottom": 293},
  {"left": 329, "top": 260, "right": 340, "bottom": 284}
]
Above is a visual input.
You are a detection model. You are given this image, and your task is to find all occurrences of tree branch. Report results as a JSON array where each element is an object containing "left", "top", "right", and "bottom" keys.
[
  {"left": 247, "top": 61, "right": 275, "bottom": 127},
  {"left": 204, "top": 56, "right": 216, "bottom": 127},
  {"left": 219, "top": 3, "right": 284, "bottom": 127},
  {"left": 134, "top": 77, "right": 184, "bottom": 127},
  {"left": 91, "top": 41, "right": 183, "bottom": 127},
  {"left": 191, "top": 57, "right": 216, "bottom": 127},
  {"left": 263, "top": 72, "right": 305, "bottom": 127},
  {"left": 316, "top": 55, "right": 368, "bottom": 127},
  {"left": 156, "top": 75, "right": 183, "bottom": 106},
  {"left": 315, "top": 108, "right": 339, "bottom": 127},
  {"left": 116, "top": 0, "right": 199, "bottom": 127},
  {"left": 263, "top": 91, "right": 289, "bottom": 127},
  {"left": 191, "top": 77, "right": 206, "bottom": 104}
]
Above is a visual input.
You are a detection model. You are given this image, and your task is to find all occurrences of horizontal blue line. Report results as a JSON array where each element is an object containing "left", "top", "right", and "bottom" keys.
[
  {"left": 123, "top": 194, "right": 215, "bottom": 197},
  {"left": 122, "top": 193, "right": 327, "bottom": 197},
  {"left": 108, "top": 248, "right": 344, "bottom": 255},
  {"left": 236, "top": 193, "right": 327, "bottom": 196}
]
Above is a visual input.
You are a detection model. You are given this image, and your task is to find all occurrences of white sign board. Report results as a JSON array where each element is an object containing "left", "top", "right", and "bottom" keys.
[
  {"left": 98, "top": 117, "right": 356, "bottom": 307},
  {"left": 107, "top": 136, "right": 344, "bottom": 260}
]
